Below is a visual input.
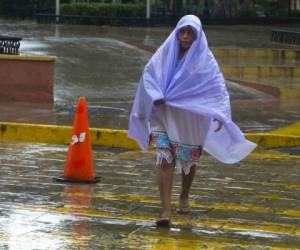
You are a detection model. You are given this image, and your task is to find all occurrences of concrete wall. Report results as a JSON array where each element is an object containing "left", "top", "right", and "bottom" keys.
[{"left": 0, "top": 54, "right": 56, "bottom": 103}]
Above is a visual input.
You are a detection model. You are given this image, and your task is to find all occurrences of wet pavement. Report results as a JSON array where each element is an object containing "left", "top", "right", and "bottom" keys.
[
  {"left": 0, "top": 141, "right": 300, "bottom": 249},
  {"left": 0, "top": 20, "right": 299, "bottom": 132},
  {"left": 0, "top": 20, "right": 300, "bottom": 249}
]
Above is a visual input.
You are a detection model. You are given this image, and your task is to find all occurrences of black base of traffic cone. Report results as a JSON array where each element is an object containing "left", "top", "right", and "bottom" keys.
[{"left": 53, "top": 176, "right": 100, "bottom": 184}]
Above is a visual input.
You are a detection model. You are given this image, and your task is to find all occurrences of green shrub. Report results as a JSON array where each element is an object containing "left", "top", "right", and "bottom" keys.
[
  {"left": 270, "top": 8, "right": 288, "bottom": 18},
  {"left": 238, "top": 8, "right": 257, "bottom": 17},
  {"left": 38, "top": 0, "right": 54, "bottom": 9},
  {"left": 61, "top": 2, "right": 145, "bottom": 17},
  {"left": 290, "top": 10, "right": 300, "bottom": 17},
  {"left": 0, "top": 0, "right": 3, "bottom": 15},
  {"left": 1, "top": 0, "right": 37, "bottom": 17},
  {"left": 255, "top": 0, "right": 289, "bottom": 18}
]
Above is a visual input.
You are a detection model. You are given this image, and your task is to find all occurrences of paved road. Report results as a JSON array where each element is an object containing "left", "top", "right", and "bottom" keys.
[
  {"left": 0, "top": 21, "right": 300, "bottom": 132},
  {"left": 0, "top": 141, "right": 299, "bottom": 249}
]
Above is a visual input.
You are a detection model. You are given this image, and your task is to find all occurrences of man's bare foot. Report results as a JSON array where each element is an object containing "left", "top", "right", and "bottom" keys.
[
  {"left": 177, "top": 197, "right": 191, "bottom": 214},
  {"left": 156, "top": 209, "right": 172, "bottom": 227}
]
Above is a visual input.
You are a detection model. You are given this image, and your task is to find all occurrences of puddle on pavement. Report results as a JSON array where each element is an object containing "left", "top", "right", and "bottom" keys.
[
  {"left": 0, "top": 141, "right": 300, "bottom": 249},
  {"left": 271, "top": 146, "right": 300, "bottom": 156}
]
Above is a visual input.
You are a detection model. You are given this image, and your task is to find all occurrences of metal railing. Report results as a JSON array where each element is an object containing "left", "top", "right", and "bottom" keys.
[
  {"left": 271, "top": 29, "right": 300, "bottom": 45},
  {"left": 0, "top": 36, "right": 22, "bottom": 55}
]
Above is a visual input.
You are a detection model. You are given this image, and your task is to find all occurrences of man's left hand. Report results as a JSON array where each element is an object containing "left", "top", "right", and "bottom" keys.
[{"left": 213, "top": 118, "right": 222, "bottom": 132}]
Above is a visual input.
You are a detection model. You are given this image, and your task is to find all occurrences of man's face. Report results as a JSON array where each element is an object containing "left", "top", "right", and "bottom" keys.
[{"left": 178, "top": 26, "right": 196, "bottom": 49}]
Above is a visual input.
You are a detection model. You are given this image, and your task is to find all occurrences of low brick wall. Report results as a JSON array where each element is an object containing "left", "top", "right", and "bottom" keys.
[{"left": 0, "top": 54, "right": 56, "bottom": 103}]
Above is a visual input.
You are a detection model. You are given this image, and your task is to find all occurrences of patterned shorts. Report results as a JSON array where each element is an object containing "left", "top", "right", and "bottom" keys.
[{"left": 150, "top": 131, "right": 203, "bottom": 162}]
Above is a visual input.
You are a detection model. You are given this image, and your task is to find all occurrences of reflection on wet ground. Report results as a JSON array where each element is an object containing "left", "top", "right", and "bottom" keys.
[{"left": 0, "top": 141, "right": 299, "bottom": 249}]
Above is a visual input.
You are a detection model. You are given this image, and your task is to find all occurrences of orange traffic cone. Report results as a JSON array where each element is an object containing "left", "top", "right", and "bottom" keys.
[{"left": 54, "top": 97, "right": 100, "bottom": 184}]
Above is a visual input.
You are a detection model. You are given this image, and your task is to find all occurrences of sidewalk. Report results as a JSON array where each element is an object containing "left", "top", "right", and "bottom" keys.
[{"left": 0, "top": 141, "right": 299, "bottom": 249}]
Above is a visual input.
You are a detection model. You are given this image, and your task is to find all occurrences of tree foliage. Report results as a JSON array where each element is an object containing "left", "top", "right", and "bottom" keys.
[
  {"left": 0, "top": 0, "right": 296, "bottom": 18},
  {"left": 204, "top": 0, "right": 291, "bottom": 18}
]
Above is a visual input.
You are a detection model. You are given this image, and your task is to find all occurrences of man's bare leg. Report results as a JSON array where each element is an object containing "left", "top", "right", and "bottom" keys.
[
  {"left": 179, "top": 165, "right": 196, "bottom": 213},
  {"left": 157, "top": 158, "right": 175, "bottom": 219}
]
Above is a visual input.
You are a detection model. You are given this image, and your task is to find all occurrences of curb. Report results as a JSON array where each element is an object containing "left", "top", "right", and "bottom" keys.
[
  {"left": 270, "top": 121, "right": 300, "bottom": 136},
  {"left": 221, "top": 65, "right": 300, "bottom": 78},
  {"left": 226, "top": 78, "right": 281, "bottom": 98},
  {"left": 1, "top": 122, "right": 299, "bottom": 150},
  {"left": 211, "top": 48, "right": 300, "bottom": 59},
  {"left": 226, "top": 78, "right": 300, "bottom": 99},
  {"left": 0, "top": 122, "right": 139, "bottom": 150},
  {"left": 244, "top": 133, "right": 300, "bottom": 149},
  {"left": 0, "top": 54, "right": 57, "bottom": 62}
]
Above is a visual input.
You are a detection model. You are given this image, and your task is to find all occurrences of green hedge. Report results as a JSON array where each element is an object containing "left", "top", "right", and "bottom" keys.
[
  {"left": 290, "top": 10, "right": 300, "bottom": 17},
  {"left": 238, "top": 8, "right": 257, "bottom": 17},
  {"left": 38, "top": 0, "right": 72, "bottom": 10},
  {"left": 61, "top": 3, "right": 145, "bottom": 17},
  {"left": 1, "top": 0, "right": 37, "bottom": 17}
]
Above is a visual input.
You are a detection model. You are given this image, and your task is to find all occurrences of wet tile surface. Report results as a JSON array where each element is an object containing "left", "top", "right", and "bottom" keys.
[{"left": 0, "top": 141, "right": 299, "bottom": 249}]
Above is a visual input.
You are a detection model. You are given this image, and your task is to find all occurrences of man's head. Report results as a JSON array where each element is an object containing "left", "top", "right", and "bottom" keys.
[{"left": 178, "top": 25, "right": 196, "bottom": 50}]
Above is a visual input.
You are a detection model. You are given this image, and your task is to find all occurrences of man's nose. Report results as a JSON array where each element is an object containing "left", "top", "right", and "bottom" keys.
[{"left": 183, "top": 31, "right": 188, "bottom": 38}]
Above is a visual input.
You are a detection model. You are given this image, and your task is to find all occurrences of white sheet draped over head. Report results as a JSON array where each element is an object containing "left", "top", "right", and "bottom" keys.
[{"left": 128, "top": 15, "right": 256, "bottom": 164}]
